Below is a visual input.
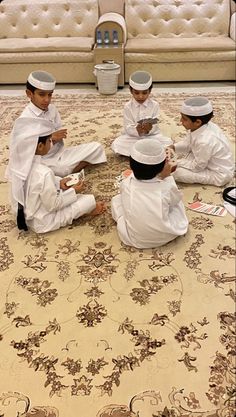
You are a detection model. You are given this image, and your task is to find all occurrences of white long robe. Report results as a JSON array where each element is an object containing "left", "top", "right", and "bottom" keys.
[
  {"left": 23, "top": 156, "right": 96, "bottom": 233},
  {"left": 173, "top": 122, "right": 234, "bottom": 186},
  {"left": 111, "top": 173, "right": 188, "bottom": 249},
  {"left": 111, "top": 97, "right": 172, "bottom": 156},
  {"left": 20, "top": 102, "right": 107, "bottom": 176}
]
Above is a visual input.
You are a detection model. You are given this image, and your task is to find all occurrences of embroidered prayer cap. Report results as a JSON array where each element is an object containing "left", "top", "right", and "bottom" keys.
[
  {"left": 27, "top": 70, "right": 56, "bottom": 90},
  {"left": 129, "top": 71, "right": 152, "bottom": 91},
  {"left": 6, "top": 117, "right": 55, "bottom": 210},
  {"left": 131, "top": 139, "right": 166, "bottom": 165},
  {"left": 181, "top": 97, "right": 213, "bottom": 116}
]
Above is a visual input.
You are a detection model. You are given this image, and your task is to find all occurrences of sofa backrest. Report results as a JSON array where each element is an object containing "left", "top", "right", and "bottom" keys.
[
  {"left": 98, "top": 0, "right": 125, "bottom": 16},
  {"left": 0, "top": 0, "right": 99, "bottom": 39},
  {"left": 125, "top": 0, "right": 231, "bottom": 39}
]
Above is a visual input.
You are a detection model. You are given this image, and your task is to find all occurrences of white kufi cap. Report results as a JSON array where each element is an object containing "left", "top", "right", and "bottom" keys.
[
  {"left": 6, "top": 117, "right": 55, "bottom": 210},
  {"left": 28, "top": 70, "right": 56, "bottom": 90},
  {"left": 129, "top": 71, "right": 152, "bottom": 90},
  {"left": 131, "top": 139, "right": 166, "bottom": 165},
  {"left": 181, "top": 96, "right": 213, "bottom": 116}
]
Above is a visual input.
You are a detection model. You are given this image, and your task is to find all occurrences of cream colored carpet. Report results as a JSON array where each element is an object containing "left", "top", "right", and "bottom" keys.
[{"left": 0, "top": 90, "right": 235, "bottom": 417}]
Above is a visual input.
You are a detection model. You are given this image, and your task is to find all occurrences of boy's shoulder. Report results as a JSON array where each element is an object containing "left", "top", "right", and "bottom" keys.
[
  {"left": 21, "top": 102, "right": 57, "bottom": 118},
  {"left": 148, "top": 97, "right": 159, "bottom": 105},
  {"left": 32, "top": 158, "right": 54, "bottom": 175},
  {"left": 124, "top": 98, "right": 133, "bottom": 107},
  {"left": 199, "top": 121, "right": 224, "bottom": 139},
  {"left": 20, "top": 102, "right": 32, "bottom": 116},
  {"left": 208, "top": 121, "right": 222, "bottom": 132},
  {"left": 28, "top": 161, "right": 55, "bottom": 190}
]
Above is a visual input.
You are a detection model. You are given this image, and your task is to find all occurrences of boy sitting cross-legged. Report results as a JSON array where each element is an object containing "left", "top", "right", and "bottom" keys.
[
  {"left": 6, "top": 117, "right": 106, "bottom": 233},
  {"left": 18, "top": 70, "right": 107, "bottom": 177}
]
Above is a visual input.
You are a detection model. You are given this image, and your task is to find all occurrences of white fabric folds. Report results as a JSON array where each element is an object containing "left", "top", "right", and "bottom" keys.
[{"left": 6, "top": 117, "right": 55, "bottom": 210}]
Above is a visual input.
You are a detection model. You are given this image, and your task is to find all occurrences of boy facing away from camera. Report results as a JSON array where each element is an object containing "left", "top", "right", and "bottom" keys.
[
  {"left": 18, "top": 70, "right": 107, "bottom": 177},
  {"left": 111, "top": 139, "right": 188, "bottom": 249},
  {"left": 111, "top": 71, "right": 172, "bottom": 156},
  {"left": 6, "top": 117, "right": 106, "bottom": 234},
  {"left": 171, "top": 96, "right": 234, "bottom": 186}
]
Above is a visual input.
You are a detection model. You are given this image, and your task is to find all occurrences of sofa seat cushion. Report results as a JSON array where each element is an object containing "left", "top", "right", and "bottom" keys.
[
  {"left": 0, "top": 51, "right": 94, "bottom": 64},
  {"left": 125, "top": 37, "right": 235, "bottom": 52},
  {"left": 125, "top": 49, "right": 235, "bottom": 63},
  {"left": 0, "top": 37, "right": 94, "bottom": 53}
]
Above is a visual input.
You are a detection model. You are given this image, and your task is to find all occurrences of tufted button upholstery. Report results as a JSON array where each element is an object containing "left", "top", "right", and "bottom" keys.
[
  {"left": 0, "top": 0, "right": 98, "bottom": 39},
  {"left": 0, "top": 0, "right": 234, "bottom": 84},
  {"left": 125, "top": 0, "right": 231, "bottom": 38}
]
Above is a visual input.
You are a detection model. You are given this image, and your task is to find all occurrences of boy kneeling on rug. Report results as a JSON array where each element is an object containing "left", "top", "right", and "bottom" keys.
[
  {"left": 5, "top": 117, "right": 106, "bottom": 233},
  {"left": 111, "top": 139, "right": 188, "bottom": 249}
]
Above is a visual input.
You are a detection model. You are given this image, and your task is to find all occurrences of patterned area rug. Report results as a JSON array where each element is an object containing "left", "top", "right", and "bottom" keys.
[{"left": 0, "top": 90, "right": 235, "bottom": 417}]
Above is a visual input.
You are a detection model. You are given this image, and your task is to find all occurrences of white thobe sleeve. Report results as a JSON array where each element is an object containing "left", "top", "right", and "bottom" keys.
[
  {"left": 54, "top": 175, "right": 62, "bottom": 189},
  {"left": 54, "top": 107, "right": 62, "bottom": 130},
  {"left": 49, "top": 107, "right": 65, "bottom": 151},
  {"left": 149, "top": 101, "right": 160, "bottom": 135},
  {"left": 123, "top": 104, "right": 140, "bottom": 137},
  {"left": 163, "top": 177, "right": 182, "bottom": 206},
  {"left": 178, "top": 140, "right": 213, "bottom": 171},
  {"left": 40, "top": 171, "right": 77, "bottom": 212},
  {"left": 175, "top": 133, "right": 191, "bottom": 154}
]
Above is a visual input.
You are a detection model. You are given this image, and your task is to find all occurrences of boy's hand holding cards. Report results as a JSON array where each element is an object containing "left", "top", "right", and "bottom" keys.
[
  {"left": 137, "top": 118, "right": 157, "bottom": 135},
  {"left": 66, "top": 169, "right": 85, "bottom": 186},
  {"left": 165, "top": 147, "right": 177, "bottom": 172},
  {"left": 138, "top": 117, "right": 158, "bottom": 125}
]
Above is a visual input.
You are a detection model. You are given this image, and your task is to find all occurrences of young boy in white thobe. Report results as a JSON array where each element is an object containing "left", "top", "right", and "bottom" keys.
[
  {"left": 111, "top": 71, "right": 172, "bottom": 156},
  {"left": 171, "top": 96, "right": 234, "bottom": 186},
  {"left": 111, "top": 139, "right": 188, "bottom": 249},
  {"left": 18, "top": 70, "right": 107, "bottom": 177},
  {"left": 6, "top": 117, "right": 106, "bottom": 234}
]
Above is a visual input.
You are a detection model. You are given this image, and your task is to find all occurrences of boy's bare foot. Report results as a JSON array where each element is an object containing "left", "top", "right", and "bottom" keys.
[{"left": 89, "top": 201, "right": 107, "bottom": 216}]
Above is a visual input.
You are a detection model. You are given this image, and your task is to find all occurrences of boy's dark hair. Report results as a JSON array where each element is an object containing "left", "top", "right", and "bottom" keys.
[
  {"left": 38, "top": 134, "right": 51, "bottom": 145},
  {"left": 130, "top": 157, "right": 166, "bottom": 180},
  {"left": 184, "top": 111, "right": 214, "bottom": 125},
  {"left": 129, "top": 83, "right": 153, "bottom": 93},
  {"left": 26, "top": 81, "right": 37, "bottom": 93}
]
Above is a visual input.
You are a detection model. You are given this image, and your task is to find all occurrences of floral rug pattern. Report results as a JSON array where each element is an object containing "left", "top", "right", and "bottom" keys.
[{"left": 0, "top": 90, "right": 235, "bottom": 417}]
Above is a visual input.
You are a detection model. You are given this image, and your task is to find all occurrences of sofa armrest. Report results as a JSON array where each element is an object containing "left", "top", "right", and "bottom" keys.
[
  {"left": 96, "top": 12, "right": 127, "bottom": 44},
  {"left": 230, "top": 12, "right": 236, "bottom": 41}
]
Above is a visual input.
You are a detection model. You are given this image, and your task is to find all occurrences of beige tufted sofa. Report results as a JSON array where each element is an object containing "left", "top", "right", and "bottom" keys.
[
  {"left": 122, "top": 0, "right": 236, "bottom": 82},
  {"left": 0, "top": 0, "right": 235, "bottom": 84},
  {"left": 0, "top": 0, "right": 99, "bottom": 84}
]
